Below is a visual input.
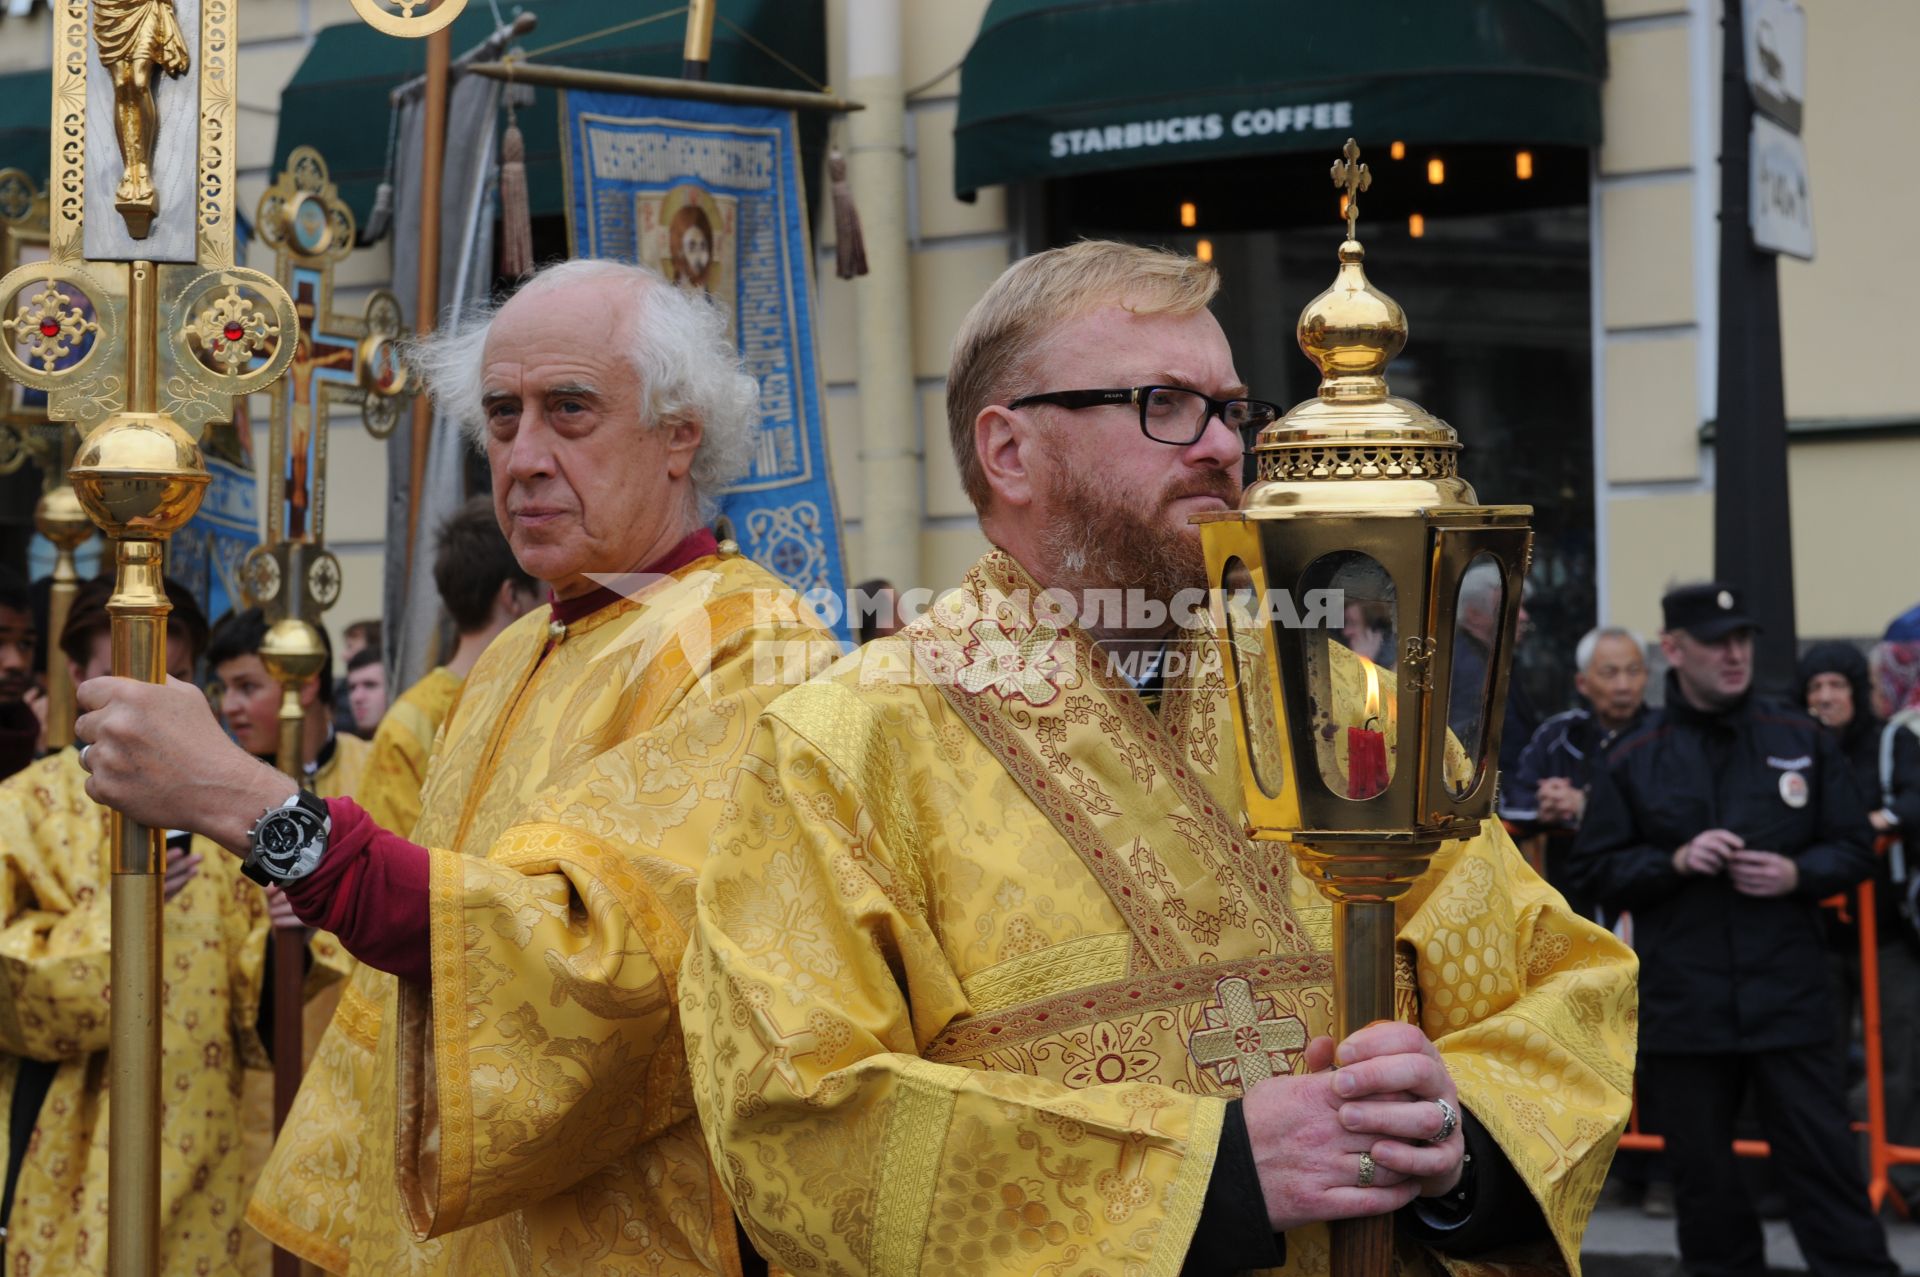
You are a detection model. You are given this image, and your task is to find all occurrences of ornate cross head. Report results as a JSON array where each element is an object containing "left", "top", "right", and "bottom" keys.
[{"left": 1330, "top": 138, "right": 1371, "bottom": 240}]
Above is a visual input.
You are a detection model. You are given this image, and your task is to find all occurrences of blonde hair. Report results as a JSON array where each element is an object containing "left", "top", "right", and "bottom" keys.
[{"left": 945, "top": 240, "right": 1219, "bottom": 513}]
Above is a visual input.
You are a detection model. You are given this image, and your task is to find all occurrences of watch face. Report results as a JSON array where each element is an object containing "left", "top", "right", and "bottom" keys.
[{"left": 256, "top": 807, "right": 326, "bottom": 875}]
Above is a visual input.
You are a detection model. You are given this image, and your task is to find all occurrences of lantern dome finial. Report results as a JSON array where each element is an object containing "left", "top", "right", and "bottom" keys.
[
  {"left": 1297, "top": 233, "right": 1408, "bottom": 404},
  {"left": 1240, "top": 139, "right": 1468, "bottom": 508}
]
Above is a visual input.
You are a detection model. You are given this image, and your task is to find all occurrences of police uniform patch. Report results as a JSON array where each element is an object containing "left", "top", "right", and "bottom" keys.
[{"left": 1779, "top": 769, "right": 1809, "bottom": 808}]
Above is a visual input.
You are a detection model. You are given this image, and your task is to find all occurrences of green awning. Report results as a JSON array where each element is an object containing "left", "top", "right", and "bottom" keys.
[
  {"left": 275, "top": 0, "right": 827, "bottom": 225},
  {"left": 0, "top": 68, "right": 52, "bottom": 184},
  {"left": 955, "top": 0, "right": 1607, "bottom": 197}
]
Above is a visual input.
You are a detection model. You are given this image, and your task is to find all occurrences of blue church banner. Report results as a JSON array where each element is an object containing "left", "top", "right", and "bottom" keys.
[
  {"left": 561, "top": 90, "right": 850, "bottom": 641},
  {"left": 171, "top": 452, "right": 257, "bottom": 627}
]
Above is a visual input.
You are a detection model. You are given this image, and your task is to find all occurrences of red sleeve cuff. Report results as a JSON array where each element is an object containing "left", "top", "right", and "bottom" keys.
[{"left": 282, "top": 798, "right": 432, "bottom": 985}]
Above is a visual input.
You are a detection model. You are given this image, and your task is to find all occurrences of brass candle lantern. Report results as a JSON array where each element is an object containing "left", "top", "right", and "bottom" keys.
[{"left": 1195, "top": 141, "right": 1532, "bottom": 1275}]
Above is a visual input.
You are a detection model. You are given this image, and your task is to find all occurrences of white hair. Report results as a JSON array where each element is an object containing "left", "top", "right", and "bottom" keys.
[
  {"left": 409, "top": 259, "right": 760, "bottom": 520},
  {"left": 1577, "top": 624, "right": 1646, "bottom": 673},
  {"left": 1458, "top": 560, "right": 1505, "bottom": 615}
]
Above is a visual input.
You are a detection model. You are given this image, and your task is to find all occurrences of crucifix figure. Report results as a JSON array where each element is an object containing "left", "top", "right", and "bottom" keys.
[
  {"left": 93, "top": 0, "right": 190, "bottom": 238},
  {"left": 285, "top": 304, "right": 356, "bottom": 541}
]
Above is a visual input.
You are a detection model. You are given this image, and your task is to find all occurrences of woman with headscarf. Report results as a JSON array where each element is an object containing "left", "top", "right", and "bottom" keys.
[{"left": 1801, "top": 641, "right": 1909, "bottom": 822}]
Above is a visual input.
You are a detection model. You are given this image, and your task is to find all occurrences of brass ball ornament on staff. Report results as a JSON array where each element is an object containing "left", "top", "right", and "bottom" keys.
[
  {"left": 1195, "top": 140, "right": 1533, "bottom": 1276},
  {"left": 31, "top": 466, "right": 93, "bottom": 751}
]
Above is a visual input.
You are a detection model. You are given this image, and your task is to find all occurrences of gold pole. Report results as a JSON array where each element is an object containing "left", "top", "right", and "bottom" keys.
[
  {"left": 256, "top": 616, "right": 326, "bottom": 1277},
  {"left": 682, "top": 0, "right": 717, "bottom": 79},
  {"left": 404, "top": 29, "right": 450, "bottom": 589},
  {"left": 1329, "top": 900, "right": 1397, "bottom": 1275},
  {"left": 467, "top": 61, "right": 863, "bottom": 113},
  {"left": 67, "top": 259, "right": 211, "bottom": 1277},
  {"left": 34, "top": 484, "right": 91, "bottom": 750}
]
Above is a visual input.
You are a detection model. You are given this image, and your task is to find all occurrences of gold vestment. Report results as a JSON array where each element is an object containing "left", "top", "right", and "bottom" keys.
[
  {"left": 248, "top": 553, "right": 835, "bottom": 1275},
  {"left": 356, "top": 666, "right": 463, "bottom": 838},
  {"left": 684, "top": 550, "right": 1638, "bottom": 1276},
  {"left": 0, "top": 732, "right": 360, "bottom": 1277}
]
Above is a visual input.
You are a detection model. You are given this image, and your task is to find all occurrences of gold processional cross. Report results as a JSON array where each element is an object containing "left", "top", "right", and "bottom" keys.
[
  {"left": 0, "top": 3, "right": 460, "bottom": 1274},
  {"left": 244, "top": 146, "right": 411, "bottom": 636},
  {"left": 243, "top": 153, "right": 412, "bottom": 1215}
]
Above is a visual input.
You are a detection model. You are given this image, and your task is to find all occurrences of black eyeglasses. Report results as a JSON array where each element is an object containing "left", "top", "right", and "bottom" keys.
[{"left": 1006, "top": 385, "right": 1282, "bottom": 448}]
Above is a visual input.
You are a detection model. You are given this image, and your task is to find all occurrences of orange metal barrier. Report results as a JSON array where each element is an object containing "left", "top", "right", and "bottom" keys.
[
  {"left": 1611, "top": 839, "right": 1920, "bottom": 1217},
  {"left": 1856, "top": 876, "right": 1920, "bottom": 1214}
]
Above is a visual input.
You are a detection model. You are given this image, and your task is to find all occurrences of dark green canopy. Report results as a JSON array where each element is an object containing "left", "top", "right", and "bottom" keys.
[
  {"left": 954, "top": 0, "right": 1607, "bottom": 197},
  {"left": 275, "top": 0, "right": 827, "bottom": 225},
  {"left": 0, "top": 68, "right": 52, "bottom": 184}
]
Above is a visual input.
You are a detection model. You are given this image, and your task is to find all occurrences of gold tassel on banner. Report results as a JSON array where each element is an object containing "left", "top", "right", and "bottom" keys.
[
  {"left": 829, "top": 147, "right": 868, "bottom": 280},
  {"left": 498, "top": 104, "right": 534, "bottom": 281}
]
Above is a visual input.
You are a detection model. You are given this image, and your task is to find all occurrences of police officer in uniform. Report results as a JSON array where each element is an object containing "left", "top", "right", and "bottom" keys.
[{"left": 1569, "top": 582, "right": 1896, "bottom": 1277}]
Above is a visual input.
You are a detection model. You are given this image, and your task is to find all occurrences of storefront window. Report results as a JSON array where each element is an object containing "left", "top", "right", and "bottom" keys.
[{"left": 1039, "top": 144, "right": 1593, "bottom": 717}]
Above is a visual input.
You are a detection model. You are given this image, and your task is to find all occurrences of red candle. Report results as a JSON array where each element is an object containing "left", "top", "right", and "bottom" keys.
[{"left": 1347, "top": 726, "right": 1389, "bottom": 800}]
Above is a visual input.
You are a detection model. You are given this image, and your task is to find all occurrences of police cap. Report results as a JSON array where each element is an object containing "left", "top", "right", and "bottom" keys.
[{"left": 1661, "top": 581, "right": 1761, "bottom": 642}]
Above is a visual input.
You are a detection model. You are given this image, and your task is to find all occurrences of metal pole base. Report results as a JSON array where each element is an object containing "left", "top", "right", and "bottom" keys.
[
  {"left": 1329, "top": 898, "right": 1400, "bottom": 1277},
  {"left": 108, "top": 869, "right": 162, "bottom": 1277}
]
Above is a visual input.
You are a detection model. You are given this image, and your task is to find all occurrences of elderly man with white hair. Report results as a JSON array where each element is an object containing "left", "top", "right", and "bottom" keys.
[
  {"left": 1451, "top": 557, "right": 1539, "bottom": 781},
  {"left": 1499, "top": 624, "right": 1652, "bottom": 920},
  {"left": 72, "top": 260, "right": 834, "bottom": 1276}
]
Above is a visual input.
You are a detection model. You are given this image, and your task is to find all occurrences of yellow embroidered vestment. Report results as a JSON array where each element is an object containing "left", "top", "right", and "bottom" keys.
[
  {"left": 356, "top": 666, "right": 464, "bottom": 838},
  {"left": 684, "top": 550, "right": 1638, "bottom": 1276},
  {"left": 248, "top": 553, "right": 834, "bottom": 1276},
  {"left": 0, "top": 747, "right": 268, "bottom": 1277}
]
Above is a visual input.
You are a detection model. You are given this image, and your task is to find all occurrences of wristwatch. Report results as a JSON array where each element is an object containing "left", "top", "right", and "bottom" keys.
[{"left": 242, "top": 789, "right": 332, "bottom": 886}]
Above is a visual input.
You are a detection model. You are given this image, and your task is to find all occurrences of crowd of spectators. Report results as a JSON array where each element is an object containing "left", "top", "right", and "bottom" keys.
[{"left": 1499, "top": 581, "right": 1919, "bottom": 1270}]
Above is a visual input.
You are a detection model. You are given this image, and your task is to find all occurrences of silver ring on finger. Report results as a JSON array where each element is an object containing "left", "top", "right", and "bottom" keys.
[
  {"left": 79, "top": 743, "right": 93, "bottom": 773},
  {"left": 1356, "top": 1150, "right": 1376, "bottom": 1187},
  {"left": 1428, "top": 1096, "right": 1458, "bottom": 1145}
]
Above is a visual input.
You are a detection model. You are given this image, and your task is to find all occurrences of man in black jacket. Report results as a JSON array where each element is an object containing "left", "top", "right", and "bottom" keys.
[
  {"left": 1500, "top": 623, "right": 1653, "bottom": 920},
  {"left": 1570, "top": 582, "right": 1896, "bottom": 1277}
]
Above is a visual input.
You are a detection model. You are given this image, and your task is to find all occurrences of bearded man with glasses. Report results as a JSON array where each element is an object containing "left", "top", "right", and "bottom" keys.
[{"left": 685, "top": 240, "right": 1634, "bottom": 1276}]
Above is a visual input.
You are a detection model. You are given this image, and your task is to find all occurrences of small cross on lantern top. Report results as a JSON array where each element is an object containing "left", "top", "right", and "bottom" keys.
[{"left": 1331, "top": 138, "right": 1370, "bottom": 240}]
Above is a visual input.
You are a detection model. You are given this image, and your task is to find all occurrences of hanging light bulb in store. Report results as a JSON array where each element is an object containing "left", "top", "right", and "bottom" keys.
[
  {"left": 1195, "top": 238, "right": 1214, "bottom": 263},
  {"left": 1408, "top": 212, "right": 1426, "bottom": 238},
  {"left": 1180, "top": 201, "right": 1198, "bottom": 228},
  {"left": 1390, "top": 140, "right": 1406, "bottom": 160},
  {"left": 1515, "top": 151, "right": 1534, "bottom": 180},
  {"left": 1427, "top": 156, "right": 1445, "bottom": 186}
]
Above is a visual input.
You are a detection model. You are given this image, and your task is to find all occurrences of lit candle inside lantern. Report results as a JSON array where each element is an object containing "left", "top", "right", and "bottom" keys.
[{"left": 1347, "top": 655, "right": 1390, "bottom": 800}]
